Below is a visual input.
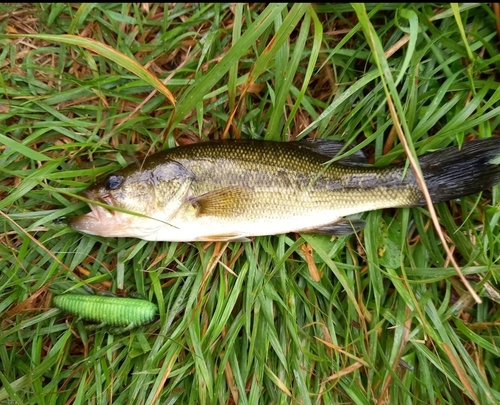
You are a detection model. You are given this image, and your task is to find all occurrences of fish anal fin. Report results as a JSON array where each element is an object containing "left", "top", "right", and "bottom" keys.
[
  {"left": 300, "top": 219, "right": 366, "bottom": 236},
  {"left": 189, "top": 187, "right": 251, "bottom": 217}
]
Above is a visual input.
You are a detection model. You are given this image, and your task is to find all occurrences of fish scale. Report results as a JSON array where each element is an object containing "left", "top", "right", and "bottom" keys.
[
  {"left": 169, "top": 142, "right": 420, "bottom": 214},
  {"left": 68, "top": 138, "right": 500, "bottom": 242}
]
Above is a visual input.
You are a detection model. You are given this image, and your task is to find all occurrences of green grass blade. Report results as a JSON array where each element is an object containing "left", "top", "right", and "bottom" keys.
[{"left": 0, "top": 133, "right": 54, "bottom": 161}]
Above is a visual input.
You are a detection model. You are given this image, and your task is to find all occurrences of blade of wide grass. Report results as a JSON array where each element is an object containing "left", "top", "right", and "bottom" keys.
[
  {"left": 0, "top": 133, "right": 54, "bottom": 161},
  {"left": 228, "top": 3, "right": 243, "bottom": 112},
  {"left": 451, "top": 3, "right": 475, "bottom": 63}
]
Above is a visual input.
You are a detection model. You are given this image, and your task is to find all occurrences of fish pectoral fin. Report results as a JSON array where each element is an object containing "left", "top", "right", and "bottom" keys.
[
  {"left": 198, "top": 233, "right": 251, "bottom": 242},
  {"left": 300, "top": 219, "right": 366, "bottom": 236},
  {"left": 189, "top": 187, "right": 250, "bottom": 217}
]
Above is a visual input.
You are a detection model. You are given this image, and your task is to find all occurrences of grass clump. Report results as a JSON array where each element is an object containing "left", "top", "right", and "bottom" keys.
[{"left": 1, "top": 3, "right": 500, "bottom": 404}]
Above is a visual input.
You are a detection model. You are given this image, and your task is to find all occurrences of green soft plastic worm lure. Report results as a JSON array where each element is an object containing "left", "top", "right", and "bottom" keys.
[{"left": 53, "top": 294, "right": 158, "bottom": 331}]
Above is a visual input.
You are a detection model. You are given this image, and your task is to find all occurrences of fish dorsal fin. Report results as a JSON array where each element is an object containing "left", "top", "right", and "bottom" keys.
[
  {"left": 189, "top": 187, "right": 251, "bottom": 217},
  {"left": 297, "top": 140, "right": 368, "bottom": 166},
  {"left": 300, "top": 218, "right": 366, "bottom": 236}
]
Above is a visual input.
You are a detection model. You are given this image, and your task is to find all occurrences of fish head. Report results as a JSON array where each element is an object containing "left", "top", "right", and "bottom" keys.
[{"left": 69, "top": 159, "right": 194, "bottom": 238}]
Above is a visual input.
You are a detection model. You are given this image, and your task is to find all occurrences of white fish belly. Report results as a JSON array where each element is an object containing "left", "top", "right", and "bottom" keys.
[{"left": 142, "top": 206, "right": 373, "bottom": 242}]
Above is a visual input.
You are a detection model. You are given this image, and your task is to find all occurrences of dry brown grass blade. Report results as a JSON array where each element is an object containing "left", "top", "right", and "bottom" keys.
[
  {"left": 221, "top": 91, "right": 246, "bottom": 140},
  {"left": 300, "top": 242, "right": 322, "bottom": 281},
  {"left": 493, "top": 4, "right": 500, "bottom": 43},
  {"left": 441, "top": 342, "right": 480, "bottom": 403},
  {"left": 314, "top": 337, "right": 369, "bottom": 366},
  {"left": 384, "top": 34, "right": 410, "bottom": 58},
  {"left": 224, "top": 361, "right": 239, "bottom": 404},
  {"left": 322, "top": 361, "right": 364, "bottom": 384},
  {"left": 151, "top": 349, "right": 181, "bottom": 405}
]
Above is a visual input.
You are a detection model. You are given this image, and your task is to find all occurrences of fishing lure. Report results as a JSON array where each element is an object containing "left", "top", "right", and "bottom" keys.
[{"left": 53, "top": 294, "right": 158, "bottom": 331}]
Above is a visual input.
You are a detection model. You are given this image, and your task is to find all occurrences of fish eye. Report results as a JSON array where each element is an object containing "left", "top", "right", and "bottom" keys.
[{"left": 105, "top": 174, "right": 123, "bottom": 190}]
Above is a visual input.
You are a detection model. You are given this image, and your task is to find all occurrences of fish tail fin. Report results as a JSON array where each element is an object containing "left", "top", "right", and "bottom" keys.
[{"left": 420, "top": 138, "right": 500, "bottom": 204}]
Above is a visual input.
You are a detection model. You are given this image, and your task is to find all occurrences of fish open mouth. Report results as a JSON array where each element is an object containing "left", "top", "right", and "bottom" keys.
[
  {"left": 68, "top": 190, "right": 173, "bottom": 238},
  {"left": 68, "top": 203, "right": 114, "bottom": 234},
  {"left": 68, "top": 192, "right": 127, "bottom": 236}
]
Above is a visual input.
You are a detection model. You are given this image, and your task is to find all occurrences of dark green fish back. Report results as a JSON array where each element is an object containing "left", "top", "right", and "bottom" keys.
[
  {"left": 53, "top": 294, "right": 158, "bottom": 327},
  {"left": 156, "top": 139, "right": 500, "bottom": 213},
  {"left": 148, "top": 140, "right": 423, "bottom": 218}
]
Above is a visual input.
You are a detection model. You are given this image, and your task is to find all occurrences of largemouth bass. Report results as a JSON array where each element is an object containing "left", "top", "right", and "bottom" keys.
[{"left": 69, "top": 138, "right": 500, "bottom": 242}]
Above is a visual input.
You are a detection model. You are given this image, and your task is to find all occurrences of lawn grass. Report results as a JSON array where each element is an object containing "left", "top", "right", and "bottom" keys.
[{"left": 1, "top": 3, "right": 500, "bottom": 404}]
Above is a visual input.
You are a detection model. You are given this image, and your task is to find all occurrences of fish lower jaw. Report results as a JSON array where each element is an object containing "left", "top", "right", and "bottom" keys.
[
  {"left": 69, "top": 204, "right": 134, "bottom": 237},
  {"left": 69, "top": 207, "right": 178, "bottom": 239}
]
